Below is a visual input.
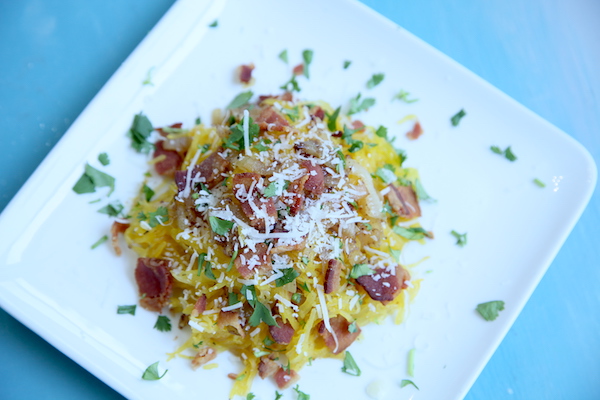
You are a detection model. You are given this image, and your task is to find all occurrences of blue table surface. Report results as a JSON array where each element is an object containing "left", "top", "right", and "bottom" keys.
[{"left": 1, "top": 1, "right": 599, "bottom": 399}]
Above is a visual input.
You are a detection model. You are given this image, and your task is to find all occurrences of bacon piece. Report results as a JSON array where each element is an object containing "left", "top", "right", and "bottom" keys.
[
  {"left": 192, "top": 294, "right": 207, "bottom": 316},
  {"left": 234, "top": 243, "right": 272, "bottom": 278},
  {"left": 255, "top": 106, "right": 290, "bottom": 132},
  {"left": 318, "top": 316, "right": 361, "bottom": 354},
  {"left": 153, "top": 140, "right": 183, "bottom": 176},
  {"left": 110, "top": 221, "right": 129, "bottom": 256},
  {"left": 178, "top": 314, "right": 189, "bottom": 329},
  {"left": 175, "top": 150, "right": 230, "bottom": 191},
  {"left": 258, "top": 355, "right": 279, "bottom": 379},
  {"left": 356, "top": 265, "right": 410, "bottom": 302},
  {"left": 217, "top": 310, "right": 245, "bottom": 337},
  {"left": 270, "top": 236, "right": 307, "bottom": 255},
  {"left": 310, "top": 106, "right": 325, "bottom": 121},
  {"left": 232, "top": 173, "right": 276, "bottom": 231},
  {"left": 269, "top": 315, "right": 295, "bottom": 344},
  {"left": 258, "top": 92, "right": 293, "bottom": 103},
  {"left": 191, "top": 346, "right": 217, "bottom": 369},
  {"left": 135, "top": 258, "right": 173, "bottom": 312},
  {"left": 156, "top": 122, "right": 183, "bottom": 137},
  {"left": 351, "top": 120, "right": 366, "bottom": 132},
  {"left": 385, "top": 184, "right": 421, "bottom": 220},
  {"left": 292, "top": 63, "right": 304, "bottom": 76},
  {"left": 406, "top": 121, "right": 423, "bottom": 140},
  {"left": 324, "top": 259, "right": 343, "bottom": 294},
  {"left": 238, "top": 63, "right": 255, "bottom": 84},
  {"left": 294, "top": 139, "right": 323, "bottom": 158},
  {"left": 274, "top": 367, "right": 300, "bottom": 390},
  {"left": 285, "top": 175, "right": 308, "bottom": 215},
  {"left": 300, "top": 160, "right": 325, "bottom": 198}
]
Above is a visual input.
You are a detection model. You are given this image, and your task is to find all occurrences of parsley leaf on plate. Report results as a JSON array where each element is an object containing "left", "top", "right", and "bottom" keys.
[
  {"left": 343, "top": 60, "right": 352, "bottom": 69},
  {"left": 148, "top": 206, "right": 168, "bottom": 228},
  {"left": 128, "top": 113, "right": 154, "bottom": 154},
  {"left": 366, "top": 73, "right": 384, "bottom": 89},
  {"left": 341, "top": 351, "right": 361, "bottom": 376},
  {"left": 154, "top": 315, "right": 172, "bottom": 332},
  {"left": 476, "top": 300, "right": 505, "bottom": 321},
  {"left": 226, "top": 91, "right": 253, "bottom": 110},
  {"left": 98, "top": 152, "right": 110, "bottom": 166},
  {"left": 450, "top": 230, "right": 467, "bottom": 247},
  {"left": 350, "top": 264, "right": 374, "bottom": 279},
  {"left": 73, "top": 164, "right": 116, "bottom": 195},
  {"left": 393, "top": 226, "right": 431, "bottom": 240},
  {"left": 278, "top": 49, "right": 288, "bottom": 63},
  {"left": 348, "top": 93, "right": 376, "bottom": 115},
  {"left": 142, "top": 361, "right": 167, "bottom": 380},
  {"left": 117, "top": 305, "right": 136, "bottom": 315},
  {"left": 451, "top": 109, "right": 466, "bottom": 126},
  {"left": 209, "top": 216, "right": 234, "bottom": 235},
  {"left": 302, "top": 49, "right": 314, "bottom": 79},
  {"left": 97, "top": 201, "right": 124, "bottom": 217},
  {"left": 400, "top": 379, "right": 419, "bottom": 390},
  {"left": 91, "top": 235, "right": 108, "bottom": 250},
  {"left": 275, "top": 268, "right": 299, "bottom": 287}
]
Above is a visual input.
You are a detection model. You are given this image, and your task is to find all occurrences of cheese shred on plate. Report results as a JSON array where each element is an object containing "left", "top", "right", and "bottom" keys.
[{"left": 122, "top": 91, "right": 427, "bottom": 397}]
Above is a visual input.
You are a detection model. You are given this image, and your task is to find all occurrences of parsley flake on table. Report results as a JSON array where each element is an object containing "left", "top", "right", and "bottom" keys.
[
  {"left": 450, "top": 230, "right": 467, "bottom": 247},
  {"left": 278, "top": 49, "right": 288, "bottom": 63},
  {"left": 341, "top": 351, "right": 361, "bottom": 376},
  {"left": 366, "top": 73, "right": 384, "bottom": 89},
  {"left": 154, "top": 315, "right": 172, "bottom": 332},
  {"left": 476, "top": 300, "right": 505, "bottom": 321},
  {"left": 394, "top": 89, "right": 419, "bottom": 103},
  {"left": 90, "top": 235, "right": 108, "bottom": 250},
  {"left": 209, "top": 216, "right": 234, "bottom": 235},
  {"left": 226, "top": 91, "right": 253, "bottom": 109},
  {"left": 348, "top": 93, "right": 376, "bottom": 115},
  {"left": 400, "top": 379, "right": 419, "bottom": 390},
  {"left": 142, "top": 361, "right": 167, "bottom": 380},
  {"left": 98, "top": 152, "right": 110, "bottom": 166},
  {"left": 451, "top": 109, "right": 466, "bottom": 126},
  {"left": 275, "top": 268, "right": 299, "bottom": 287},
  {"left": 128, "top": 113, "right": 154, "bottom": 154},
  {"left": 302, "top": 49, "right": 314, "bottom": 79},
  {"left": 97, "top": 200, "right": 124, "bottom": 217},
  {"left": 72, "top": 164, "right": 116, "bottom": 195},
  {"left": 293, "top": 385, "right": 310, "bottom": 400},
  {"left": 117, "top": 305, "right": 136, "bottom": 315}
]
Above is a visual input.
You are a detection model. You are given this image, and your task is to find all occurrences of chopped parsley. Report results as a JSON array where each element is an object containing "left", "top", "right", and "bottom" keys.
[
  {"left": 148, "top": 206, "right": 168, "bottom": 228},
  {"left": 301, "top": 256, "right": 309, "bottom": 265},
  {"left": 394, "top": 90, "right": 418, "bottom": 103},
  {"left": 450, "top": 230, "right": 467, "bottom": 247},
  {"left": 275, "top": 268, "right": 300, "bottom": 287},
  {"left": 195, "top": 116, "right": 202, "bottom": 125},
  {"left": 390, "top": 248, "right": 401, "bottom": 262},
  {"left": 278, "top": 49, "right": 288, "bottom": 63},
  {"left": 72, "top": 164, "right": 116, "bottom": 195},
  {"left": 374, "top": 165, "right": 397, "bottom": 184},
  {"left": 154, "top": 315, "right": 172, "bottom": 332},
  {"left": 246, "top": 394, "right": 256, "bottom": 400},
  {"left": 342, "top": 125, "right": 363, "bottom": 153},
  {"left": 263, "top": 336, "right": 275, "bottom": 347},
  {"left": 291, "top": 293, "right": 302, "bottom": 303},
  {"left": 348, "top": 321, "right": 358, "bottom": 333},
  {"left": 117, "top": 305, "right": 136, "bottom": 315},
  {"left": 347, "top": 93, "right": 375, "bottom": 115},
  {"left": 98, "top": 152, "right": 110, "bottom": 166},
  {"left": 375, "top": 125, "right": 389, "bottom": 141},
  {"left": 491, "top": 145, "right": 518, "bottom": 162},
  {"left": 263, "top": 182, "right": 279, "bottom": 198},
  {"left": 282, "top": 106, "right": 300, "bottom": 121},
  {"left": 414, "top": 178, "right": 434, "bottom": 202},
  {"left": 142, "top": 184, "right": 155, "bottom": 202},
  {"left": 274, "top": 391, "right": 284, "bottom": 400},
  {"left": 142, "top": 67, "right": 154, "bottom": 86},
  {"left": 393, "top": 226, "right": 431, "bottom": 240},
  {"left": 141, "top": 361, "right": 167, "bottom": 380},
  {"left": 243, "top": 285, "right": 278, "bottom": 327},
  {"left": 224, "top": 117, "right": 260, "bottom": 151},
  {"left": 451, "top": 109, "right": 466, "bottom": 126},
  {"left": 476, "top": 300, "right": 505, "bottom": 321},
  {"left": 533, "top": 178, "right": 546, "bottom": 188},
  {"left": 293, "top": 385, "right": 310, "bottom": 400},
  {"left": 366, "top": 73, "right": 384, "bottom": 89},
  {"left": 341, "top": 351, "right": 361, "bottom": 376},
  {"left": 400, "top": 379, "right": 419, "bottom": 390},
  {"left": 407, "top": 348, "right": 416, "bottom": 377},
  {"left": 209, "top": 216, "right": 234, "bottom": 235},
  {"left": 343, "top": 60, "right": 352, "bottom": 69},
  {"left": 326, "top": 106, "right": 341, "bottom": 132},
  {"left": 227, "top": 249, "right": 238, "bottom": 272},
  {"left": 197, "top": 253, "right": 216, "bottom": 279},
  {"left": 228, "top": 292, "right": 239, "bottom": 306},
  {"left": 302, "top": 49, "right": 314, "bottom": 79},
  {"left": 280, "top": 74, "right": 301, "bottom": 92},
  {"left": 350, "top": 264, "right": 374, "bottom": 279},
  {"left": 226, "top": 91, "right": 253, "bottom": 110},
  {"left": 128, "top": 113, "right": 154, "bottom": 154},
  {"left": 90, "top": 235, "right": 108, "bottom": 250},
  {"left": 208, "top": 20, "right": 218, "bottom": 28},
  {"left": 97, "top": 201, "right": 124, "bottom": 217}
]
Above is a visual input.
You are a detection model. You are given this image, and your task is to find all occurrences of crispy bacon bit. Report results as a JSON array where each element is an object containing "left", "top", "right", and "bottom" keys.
[
  {"left": 255, "top": 106, "right": 290, "bottom": 132},
  {"left": 269, "top": 315, "right": 295, "bottom": 344},
  {"left": 110, "top": 221, "right": 129, "bottom": 256},
  {"left": 135, "top": 258, "right": 173, "bottom": 312},
  {"left": 351, "top": 120, "right": 366, "bottom": 132},
  {"left": 406, "top": 121, "right": 423, "bottom": 140},
  {"left": 178, "top": 313, "right": 189, "bottom": 329},
  {"left": 318, "top": 316, "right": 361, "bottom": 354},
  {"left": 258, "top": 92, "right": 293, "bottom": 103},
  {"left": 232, "top": 172, "right": 276, "bottom": 231},
  {"left": 285, "top": 175, "right": 308, "bottom": 215},
  {"left": 294, "top": 139, "right": 323, "bottom": 158},
  {"left": 234, "top": 243, "right": 272, "bottom": 278},
  {"left": 175, "top": 150, "right": 230, "bottom": 191},
  {"left": 385, "top": 184, "right": 421, "bottom": 220},
  {"left": 270, "top": 236, "right": 307, "bottom": 254},
  {"left": 192, "top": 294, "right": 207, "bottom": 316},
  {"left": 191, "top": 346, "right": 217, "bottom": 369},
  {"left": 356, "top": 265, "right": 410, "bottom": 302},
  {"left": 238, "top": 63, "right": 255, "bottom": 84},
  {"left": 300, "top": 160, "right": 325, "bottom": 198},
  {"left": 310, "top": 106, "right": 325, "bottom": 121},
  {"left": 274, "top": 367, "right": 300, "bottom": 390},
  {"left": 217, "top": 310, "right": 245, "bottom": 337},
  {"left": 324, "top": 259, "right": 343, "bottom": 294},
  {"left": 153, "top": 140, "right": 183, "bottom": 176},
  {"left": 258, "top": 355, "right": 279, "bottom": 379},
  {"left": 292, "top": 63, "right": 304, "bottom": 76},
  {"left": 227, "top": 373, "right": 238, "bottom": 380},
  {"left": 156, "top": 122, "right": 182, "bottom": 137}
]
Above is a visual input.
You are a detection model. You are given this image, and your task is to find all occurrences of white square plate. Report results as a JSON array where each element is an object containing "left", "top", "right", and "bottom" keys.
[{"left": 0, "top": 0, "right": 595, "bottom": 399}]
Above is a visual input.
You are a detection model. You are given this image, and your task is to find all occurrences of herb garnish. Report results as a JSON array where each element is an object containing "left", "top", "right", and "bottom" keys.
[
  {"left": 348, "top": 93, "right": 376, "bottom": 115},
  {"left": 393, "top": 226, "right": 431, "bottom": 240},
  {"left": 148, "top": 206, "right": 168, "bottom": 228},
  {"left": 374, "top": 165, "right": 397, "bottom": 184},
  {"left": 280, "top": 74, "right": 301, "bottom": 92},
  {"left": 366, "top": 73, "right": 384, "bottom": 89},
  {"left": 227, "top": 249, "right": 239, "bottom": 272},
  {"left": 394, "top": 90, "right": 418, "bottom": 103},
  {"left": 142, "top": 184, "right": 155, "bottom": 202},
  {"left": 293, "top": 385, "right": 310, "bottom": 400},
  {"left": 450, "top": 230, "right": 467, "bottom": 247},
  {"left": 476, "top": 300, "right": 505, "bottom": 321},
  {"left": 291, "top": 293, "right": 302, "bottom": 304},
  {"left": 302, "top": 49, "right": 314, "bottom": 79},
  {"left": 491, "top": 145, "right": 517, "bottom": 161},
  {"left": 209, "top": 216, "right": 234, "bottom": 236},
  {"left": 208, "top": 20, "right": 218, "bottom": 28},
  {"left": 275, "top": 268, "right": 300, "bottom": 287},
  {"left": 533, "top": 178, "right": 546, "bottom": 188},
  {"left": 343, "top": 60, "right": 352, "bottom": 69},
  {"left": 154, "top": 315, "right": 172, "bottom": 332},
  {"left": 117, "top": 305, "right": 136, "bottom": 315},
  {"left": 246, "top": 394, "right": 256, "bottom": 400},
  {"left": 72, "top": 164, "right": 116, "bottom": 195},
  {"left": 91, "top": 235, "right": 108, "bottom": 250},
  {"left": 350, "top": 264, "right": 374, "bottom": 279},
  {"left": 326, "top": 106, "right": 341, "bottom": 132},
  {"left": 97, "top": 201, "right": 124, "bottom": 217},
  {"left": 98, "top": 153, "right": 110, "bottom": 166},
  {"left": 407, "top": 348, "right": 416, "bottom": 377},
  {"left": 274, "top": 391, "right": 284, "bottom": 400},
  {"left": 414, "top": 178, "right": 434, "bottom": 202},
  {"left": 128, "top": 113, "right": 154, "bottom": 154},
  {"left": 224, "top": 117, "right": 260, "bottom": 151},
  {"left": 226, "top": 91, "right": 253, "bottom": 110},
  {"left": 141, "top": 361, "right": 167, "bottom": 380},
  {"left": 451, "top": 109, "right": 466, "bottom": 126},
  {"left": 341, "top": 351, "right": 361, "bottom": 376},
  {"left": 278, "top": 49, "right": 288, "bottom": 63},
  {"left": 400, "top": 379, "right": 419, "bottom": 390}
]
